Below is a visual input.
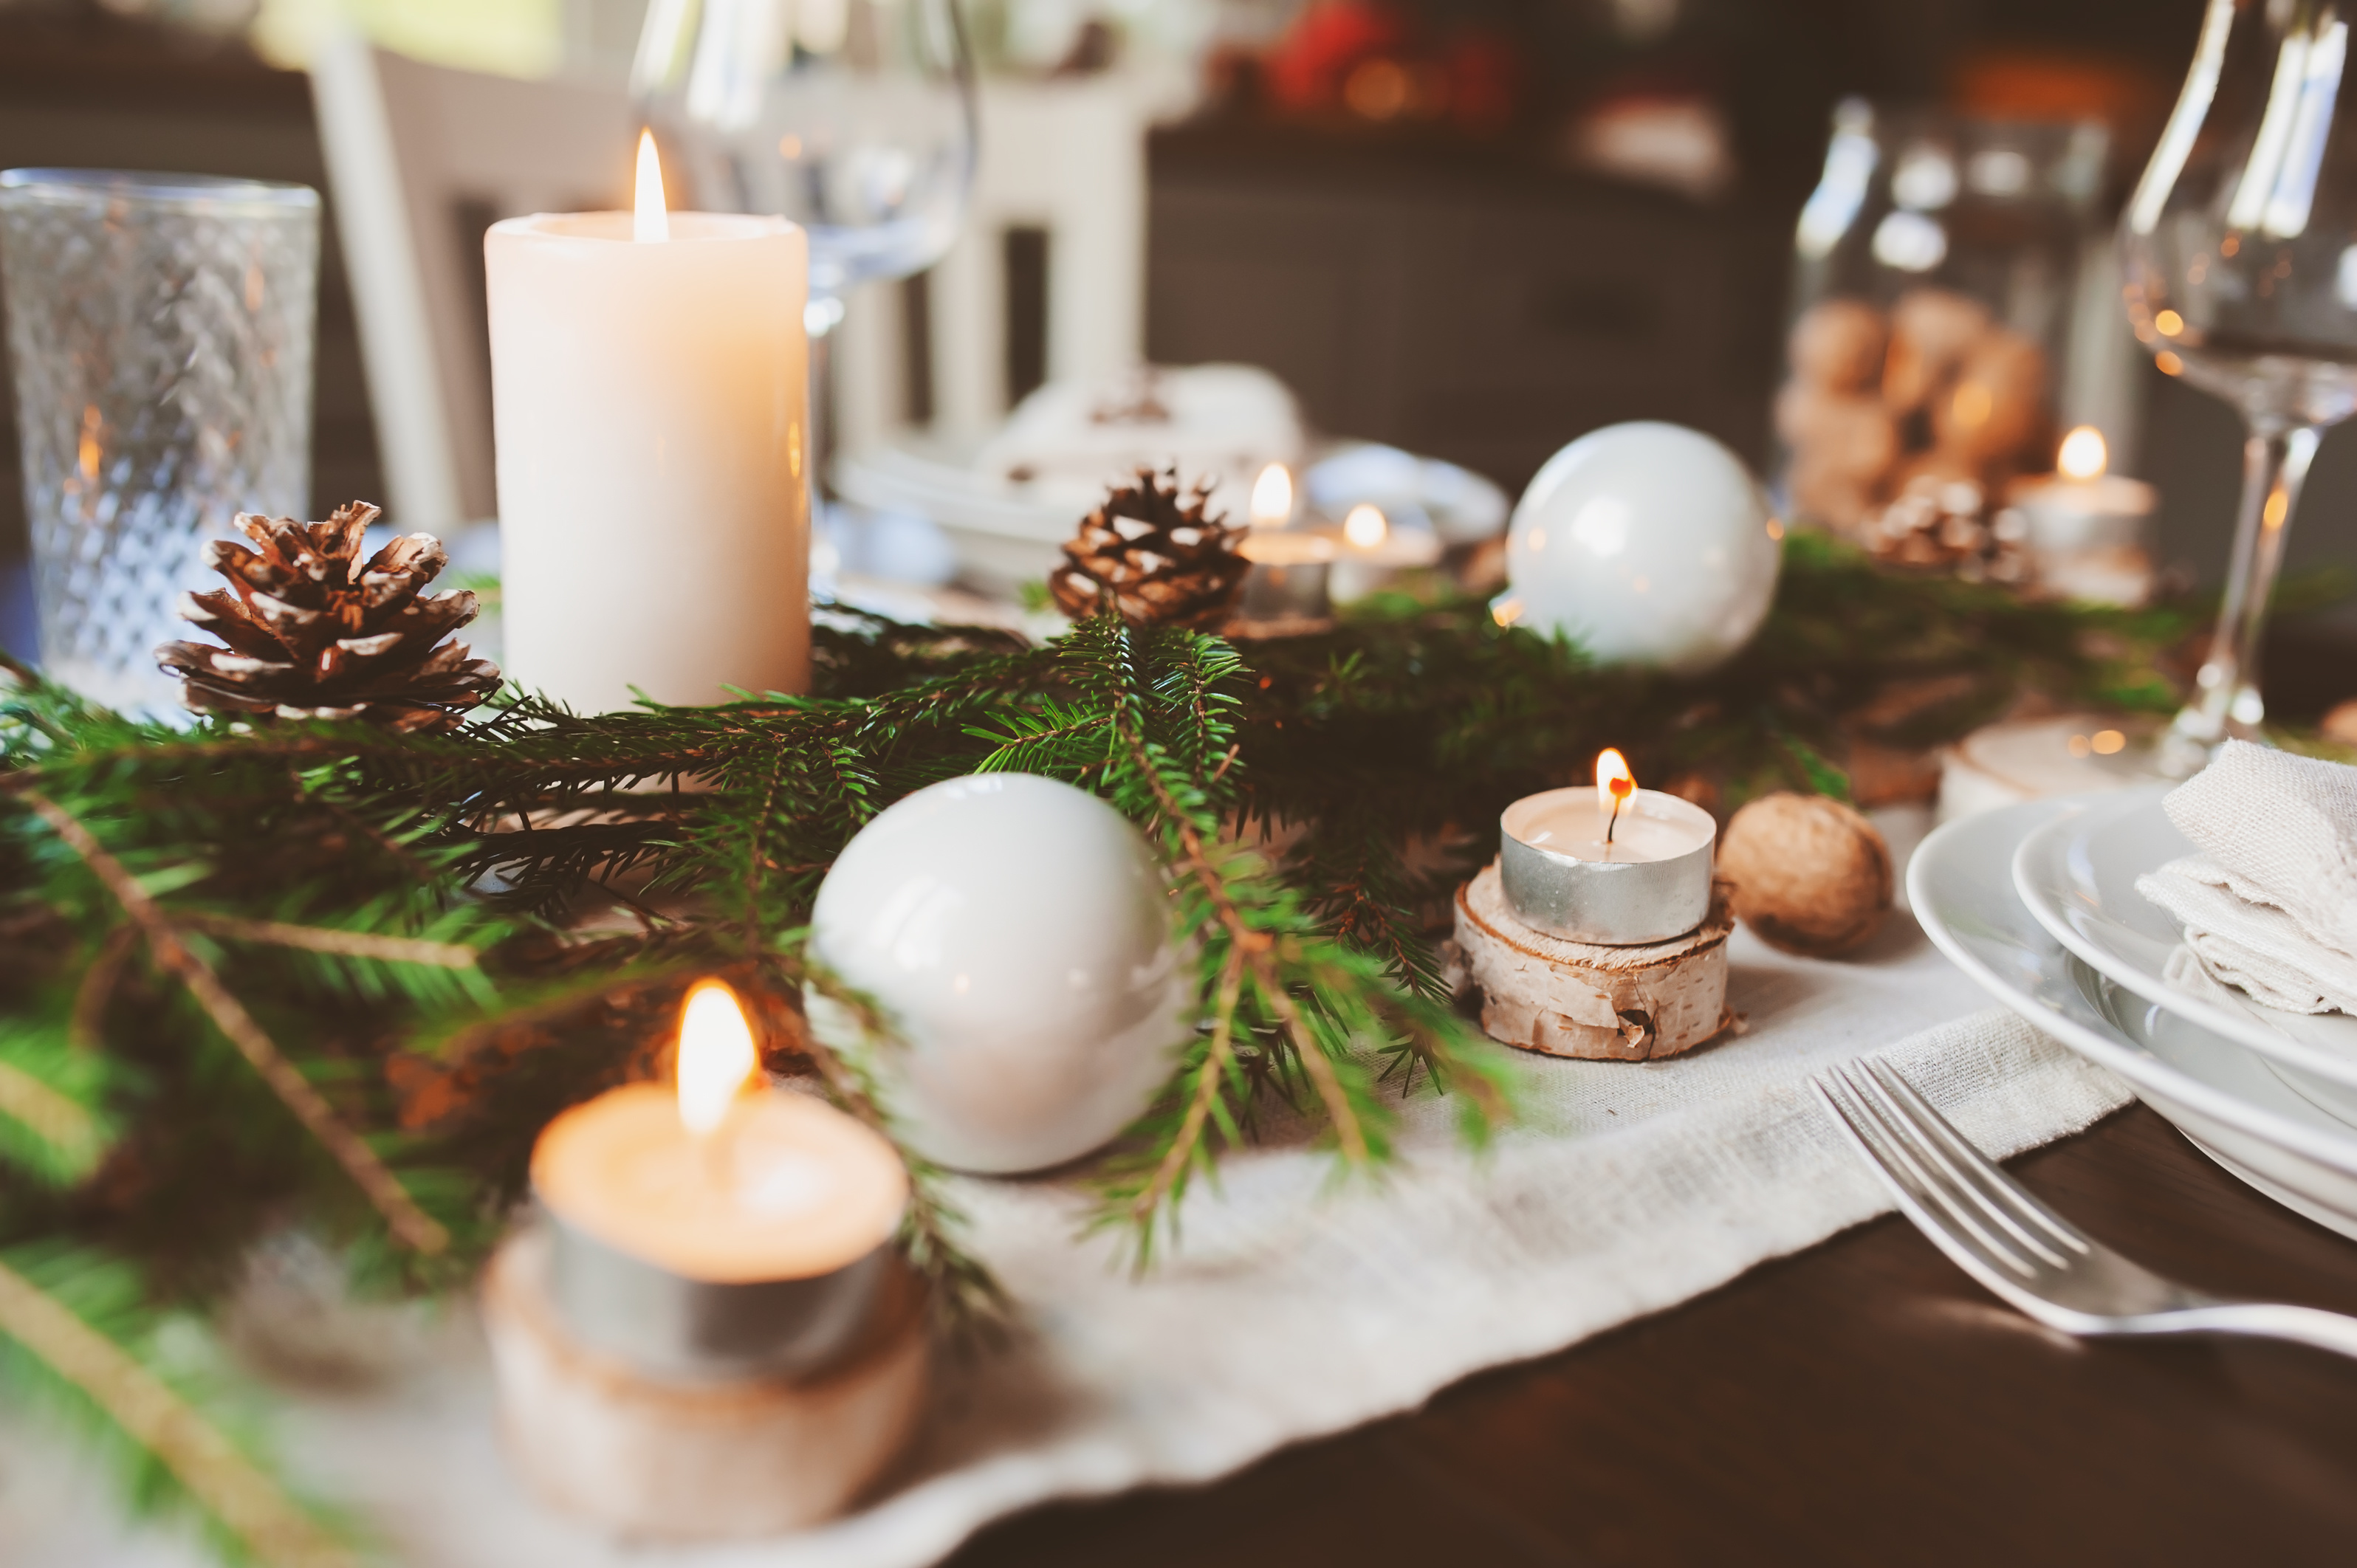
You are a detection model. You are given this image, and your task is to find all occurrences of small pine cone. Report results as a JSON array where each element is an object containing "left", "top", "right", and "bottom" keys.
[
  {"left": 155, "top": 502, "right": 501, "bottom": 733},
  {"left": 1049, "top": 467, "right": 1251, "bottom": 628},
  {"left": 1860, "top": 472, "right": 2031, "bottom": 586}
]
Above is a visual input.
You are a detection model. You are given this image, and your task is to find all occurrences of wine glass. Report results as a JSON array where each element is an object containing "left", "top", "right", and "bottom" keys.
[
  {"left": 631, "top": 0, "right": 977, "bottom": 484},
  {"left": 2122, "top": 0, "right": 2357, "bottom": 774}
]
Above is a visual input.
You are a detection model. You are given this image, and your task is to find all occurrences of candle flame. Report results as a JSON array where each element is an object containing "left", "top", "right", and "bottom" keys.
[
  {"left": 1595, "top": 748, "right": 1636, "bottom": 816},
  {"left": 1249, "top": 463, "right": 1292, "bottom": 529},
  {"left": 634, "top": 128, "right": 670, "bottom": 244},
  {"left": 1343, "top": 503, "right": 1388, "bottom": 548},
  {"left": 2058, "top": 424, "right": 2107, "bottom": 481},
  {"left": 676, "top": 980, "right": 757, "bottom": 1137}
]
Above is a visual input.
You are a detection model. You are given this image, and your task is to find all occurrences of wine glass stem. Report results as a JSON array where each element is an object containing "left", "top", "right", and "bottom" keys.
[
  {"left": 806, "top": 292, "right": 844, "bottom": 521},
  {"left": 2164, "top": 421, "right": 2319, "bottom": 771}
]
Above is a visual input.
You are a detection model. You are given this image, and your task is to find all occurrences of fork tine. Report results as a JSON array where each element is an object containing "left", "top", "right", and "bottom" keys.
[
  {"left": 1814, "top": 1064, "right": 2041, "bottom": 1284},
  {"left": 1859, "top": 1057, "right": 2093, "bottom": 1258},
  {"left": 1828, "top": 1063, "right": 2049, "bottom": 1276},
  {"left": 1847, "top": 1063, "right": 2074, "bottom": 1270}
]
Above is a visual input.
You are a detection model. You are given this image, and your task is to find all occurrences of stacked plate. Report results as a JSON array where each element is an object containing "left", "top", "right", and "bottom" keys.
[
  {"left": 834, "top": 434, "right": 1509, "bottom": 596},
  {"left": 1912, "top": 791, "right": 2357, "bottom": 1237}
]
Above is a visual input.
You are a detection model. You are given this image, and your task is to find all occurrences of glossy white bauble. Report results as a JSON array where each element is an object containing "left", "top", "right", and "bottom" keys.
[
  {"left": 807, "top": 773, "right": 1192, "bottom": 1175},
  {"left": 1501, "top": 422, "right": 1780, "bottom": 674}
]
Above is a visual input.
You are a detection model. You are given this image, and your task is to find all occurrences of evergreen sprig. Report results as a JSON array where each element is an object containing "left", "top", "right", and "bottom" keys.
[
  {"left": 0, "top": 537, "right": 2262, "bottom": 1564},
  {"left": 962, "top": 612, "right": 1512, "bottom": 1261},
  {"left": 0, "top": 1242, "right": 360, "bottom": 1567}
]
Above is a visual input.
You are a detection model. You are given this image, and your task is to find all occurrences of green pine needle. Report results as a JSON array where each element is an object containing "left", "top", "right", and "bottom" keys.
[
  {"left": 1, "top": 537, "right": 2333, "bottom": 1565},
  {"left": 0, "top": 1242, "right": 364, "bottom": 1568}
]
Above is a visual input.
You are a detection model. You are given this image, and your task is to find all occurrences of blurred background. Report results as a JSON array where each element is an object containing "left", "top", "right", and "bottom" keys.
[{"left": 0, "top": 0, "right": 2347, "bottom": 709}]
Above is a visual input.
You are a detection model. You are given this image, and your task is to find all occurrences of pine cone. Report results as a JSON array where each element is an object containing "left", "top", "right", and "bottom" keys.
[
  {"left": 156, "top": 502, "right": 501, "bottom": 733},
  {"left": 1049, "top": 468, "right": 1250, "bottom": 628},
  {"left": 1859, "top": 473, "right": 2031, "bottom": 588}
]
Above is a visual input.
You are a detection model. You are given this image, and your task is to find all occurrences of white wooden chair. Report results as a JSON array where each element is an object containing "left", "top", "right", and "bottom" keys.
[
  {"left": 312, "top": 32, "right": 1186, "bottom": 529},
  {"left": 309, "top": 32, "right": 635, "bottom": 532},
  {"left": 834, "top": 68, "right": 1195, "bottom": 455}
]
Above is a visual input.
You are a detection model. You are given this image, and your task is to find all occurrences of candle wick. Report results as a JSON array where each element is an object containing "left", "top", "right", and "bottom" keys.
[{"left": 1606, "top": 794, "right": 1622, "bottom": 847}]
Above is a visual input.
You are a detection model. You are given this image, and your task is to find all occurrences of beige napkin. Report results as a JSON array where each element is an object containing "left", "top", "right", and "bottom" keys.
[{"left": 2136, "top": 740, "right": 2357, "bottom": 1014}]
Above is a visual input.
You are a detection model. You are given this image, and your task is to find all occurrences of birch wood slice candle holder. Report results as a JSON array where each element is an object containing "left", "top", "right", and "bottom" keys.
[
  {"left": 485, "top": 980, "right": 930, "bottom": 1538},
  {"left": 483, "top": 1228, "right": 930, "bottom": 1539},
  {"left": 1452, "top": 861, "right": 1735, "bottom": 1062}
]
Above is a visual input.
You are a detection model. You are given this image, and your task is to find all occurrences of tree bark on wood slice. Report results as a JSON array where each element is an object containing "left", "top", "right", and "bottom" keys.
[
  {"left": 1450, "top": 861, "right": 1736, "bottom": 1062},
  {"left": 482, "top": 1229, "right": 930, "bottom": 1538}
]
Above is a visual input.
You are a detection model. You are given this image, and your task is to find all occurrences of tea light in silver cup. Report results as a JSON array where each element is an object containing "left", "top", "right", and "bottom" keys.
[
  {"left": 1329, "top": 503, "right": 1444, "bottom": 604},
  {"left": 530, "top": 980, "right": 908, "bottom": 1380},
  {"left": 1248, "top": 461, "right": 1297, "bottom": 530},
  {"left": 1499, "top": 749, "right": 1716, "bottom": 945},
  {"left": 2007, "top": 426, "right": 2157, "bottom": 606},
  {"left": 1236, "top": 528, "right": 1337, "bottom": 621}
]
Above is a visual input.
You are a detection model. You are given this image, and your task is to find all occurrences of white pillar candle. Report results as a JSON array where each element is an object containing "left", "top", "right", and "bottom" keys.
[{"left": 486, "top": 142, "right": 810, "bottom": 712}]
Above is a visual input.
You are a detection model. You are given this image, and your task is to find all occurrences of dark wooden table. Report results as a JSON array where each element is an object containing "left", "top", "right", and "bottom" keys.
[{"left": 947, "top": 1104, "right": 2357, "bottom": 1565}]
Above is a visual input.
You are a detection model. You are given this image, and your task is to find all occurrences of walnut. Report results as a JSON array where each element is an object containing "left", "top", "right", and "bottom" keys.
[
  {"left": 1933, "top": 330, "right": 2047, "bottom": 467},
  {"left": 1882, "top": 288, "right": 1991, "bottom": 413},
  {"left": 1717, "top": 793, "right": 1893, "bottom": 958},
  {"left": 1787, "top": 298, "right": 1889, "bottom": 392}
]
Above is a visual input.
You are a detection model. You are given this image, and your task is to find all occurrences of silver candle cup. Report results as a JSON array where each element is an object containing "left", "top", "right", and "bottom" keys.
[
  {"left": 1236, "top": 529, "right": 1337, "bottom": 622},
  {"left": 541, "top": 1209, "right": 891, "bottom": 1381},
  {"left": 1499, "top": 787, "right": 1716, "bottom": 946}
]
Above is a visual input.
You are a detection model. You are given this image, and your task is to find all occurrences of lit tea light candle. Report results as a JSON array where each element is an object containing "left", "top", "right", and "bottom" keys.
[
  {"left": 531, "top": 979, "right": 907, "bottom": 1379},
  {"left": 1235, "top": 526, "right": 1336, "bottom": 622},
  {"left": 2013, "top": 427, "right": 2155, "bottom": 546},
  {"left": 1248, "top": 461, "right": 1296, "bottom": 530},
  {"left": 1499, "top": 749, "right": 1717, "bottom": 944},
  {"left": 487, "top": 132, "right": 811, "bottom": 712},
  {"left": 1329, "top": 502, "right": 1444, "bottom": 604},
  {"left": 2008, "top": 425, "right": 2157, "bottom": 605}
]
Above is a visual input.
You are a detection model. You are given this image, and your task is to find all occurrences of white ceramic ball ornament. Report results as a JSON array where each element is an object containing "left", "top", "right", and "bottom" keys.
[
  {"left": 1500, "top": 422, "right": 1780, "bottom": 674},
  {"left": 806, "top": 774, "right": 1193, "bottom": 1175}
]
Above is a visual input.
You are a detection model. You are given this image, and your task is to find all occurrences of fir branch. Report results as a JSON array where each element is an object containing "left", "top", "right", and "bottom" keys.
[
  {"left": 1099, "top": 625, "right": 1370, "bottom": 1162},
  {"left": 0, "top": 1023, "right": 111, "bottom": 1185},
  {"left": 70, "top": 922, "right": 139, "bottom": 1051},
  {"left": 789, "top": 960, "right": 1011, "bottom": 1338},
  {"left": 406, "top": 952, "right": 715, "bottom": 1070},
  {"left": 174, "top": 913, "right": 481, "bottom": 969},
  {"left": 0, "top": 543, "right": 2295, "bottom": 1561},
  {"left": 15, "top": 790, "right": 449, "bottom": 1255},
  {"left": 1127, "top": 943, "right": 1247, "bottom": 1234},
  {"left": 1763, "top": 711, "right": 1853, "bottom": 801},
  {"left": 0, "top": 1248, "right": 356, "bottom": 1568},
  {"left": 0, "top": 1060, "right": 99, "bottom": 1173}
]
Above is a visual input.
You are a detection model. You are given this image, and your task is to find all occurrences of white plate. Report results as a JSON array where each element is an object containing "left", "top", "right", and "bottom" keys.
[
  {"left": 2011, "top": 788, "right": 2357, "bottom": 1125},
  {"left": 1912, "top": 797, "right": 2357, "bottom": 1239},
  {"left": 834, "top": 435, "right": 1513, "bottom": 596},
  {"left": 832, "top": 436, "right": 1080, "bottom": 591}
]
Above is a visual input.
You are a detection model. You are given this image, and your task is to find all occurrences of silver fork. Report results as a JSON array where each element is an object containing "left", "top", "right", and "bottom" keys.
[{"left": 1813, "top": 1056, "right": 2357, "bottom": 1360}]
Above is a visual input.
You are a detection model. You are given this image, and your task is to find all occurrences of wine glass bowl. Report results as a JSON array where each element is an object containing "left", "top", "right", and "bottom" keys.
[
  {"left": 632, "top": 0, "right": 975, "bottom": 306},
  {"left": 2122, "top": 0, "right": 2357, "bottom": 768},
  {"left": 631, "top": 0, "right": 974, "bottom": 529}
]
